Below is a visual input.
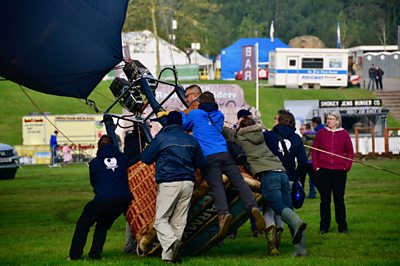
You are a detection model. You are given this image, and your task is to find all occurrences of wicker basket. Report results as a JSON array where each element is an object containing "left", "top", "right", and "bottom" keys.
[{"left": 126, "top": 161, "right": 261, "bottom": 255}]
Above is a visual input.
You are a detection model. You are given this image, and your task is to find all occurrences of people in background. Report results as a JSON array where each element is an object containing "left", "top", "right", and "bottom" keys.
[
  {"left": 375, "top": 66, "right": 384, "bottom": 90},
  {"left": 49, "top": 130, "right": 59, "bottom": 166},
  {"left": 312, "top": 111, "right": 354, "bottom": 234},
  {"left": 299, "top": 124, "right": 317, "bottom": 198},
  {"left": 311, "top": 116, "right": 325, "bottom": 133},
  {"left": 62, "top": 143, "right": 73, "bottom": 163},
  {"left": 367, "top": 64, "right": 377, "bottom": 90},
  {"left": 69, "top": 135, "right": 132, "bottom": 260},
  {"left": 237, "top": 117, "right": 307, "bottom": 256},
  {"left": 182, "top": 91, "right": 266, "bottom": 240},
  {"left": 141, "top": 111, "right": 204, "bottom": 263}
]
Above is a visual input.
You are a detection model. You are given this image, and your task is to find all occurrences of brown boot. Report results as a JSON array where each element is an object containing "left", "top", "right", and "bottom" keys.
[
  {"left": 218, "top": 214, "right": 232, "bottom": 239},
  {"left": 276, "top": 227, "right": 284, "bottom": 250},
  {"left": 265, "top": 225, "right": 279, "bottom": 255},
  {"left": 251, "top": 207, "right": 266, "bottom": 231}
]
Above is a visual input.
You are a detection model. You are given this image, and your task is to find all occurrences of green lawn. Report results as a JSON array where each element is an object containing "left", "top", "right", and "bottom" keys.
[
  {"left": 0, "top": 160, "right": 399, "bottom": 265},
  {"left": 1, "top": 80, "right": 399, "bottom": 145}
]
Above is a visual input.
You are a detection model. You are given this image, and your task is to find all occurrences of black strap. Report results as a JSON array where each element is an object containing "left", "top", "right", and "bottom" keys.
[{"left": 207, "top": 113, "right": 224, "bottom": 136}]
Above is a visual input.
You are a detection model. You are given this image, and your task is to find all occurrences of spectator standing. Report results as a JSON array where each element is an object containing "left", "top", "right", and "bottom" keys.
[
  {"left": 311, "top": 116, "right": 325, "bottom": 133},
  {"left": 375, "top": 66, "right": 384, "bottom": 90},
  {"left": 312, "top": 111, "right": 354, "bottom": 234},
  {"left": 49, "top": 130, "right": 59, "bottom": 166},
  {"left": 299, "top": 124, "right": 317, "bottom": 198},
  {"left": 69, "top": 135, "right": 132, "bottom": 260},
  {"left": 141, "top": 111, "right": 205, "bottom": 263},
  {"left": 367, "top": 64, "right": 377, "bottom": 90},
  {"left": 237, "top": 117, "right": 307, "bottom": 256},
  {"left": 182, "top": 91, "right": 266, "bottom": 239}
]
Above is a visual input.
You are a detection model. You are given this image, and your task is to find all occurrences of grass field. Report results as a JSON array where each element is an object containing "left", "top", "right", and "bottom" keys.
[
  {"left": 0, "top": 159, "right": 399, "bottom": 266},
  {"left": 1, "top": 80, "right": 399, "bottom": 145}
]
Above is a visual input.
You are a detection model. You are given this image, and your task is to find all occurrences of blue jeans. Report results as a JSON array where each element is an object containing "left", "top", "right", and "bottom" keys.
[{"left": 260, "top": 171, "right": 292, "bottom": 215}]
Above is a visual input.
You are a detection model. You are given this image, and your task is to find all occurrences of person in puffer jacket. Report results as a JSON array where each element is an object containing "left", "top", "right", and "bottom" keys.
[
  {"left": 312, "top": 110, "right": 354, "bottom": 234},
  {"left": 69, "top": 135, "right": 132, "bottom": 260}
]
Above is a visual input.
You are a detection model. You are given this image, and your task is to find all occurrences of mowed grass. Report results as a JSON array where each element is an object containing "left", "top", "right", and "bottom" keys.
[
  {"left": 1, "top": 80, "right": 399, "bottom": 145},
  {"left": 0, "top": 160, "right": 399, "bottom": 265}
]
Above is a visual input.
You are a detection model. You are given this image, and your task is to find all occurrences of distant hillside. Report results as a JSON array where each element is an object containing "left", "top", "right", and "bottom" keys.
[{"left": 1, "top": 80, "right": 398, "bottom": 145}]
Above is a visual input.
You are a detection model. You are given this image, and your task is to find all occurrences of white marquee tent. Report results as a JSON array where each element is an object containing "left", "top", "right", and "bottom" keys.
[{"left": 121, "top": 30, "right": 213, "bottom": 79}]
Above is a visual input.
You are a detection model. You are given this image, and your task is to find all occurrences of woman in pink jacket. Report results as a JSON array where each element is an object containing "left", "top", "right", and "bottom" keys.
[{"left": 312, "top": 111, "right": 354, "bottom": 234}]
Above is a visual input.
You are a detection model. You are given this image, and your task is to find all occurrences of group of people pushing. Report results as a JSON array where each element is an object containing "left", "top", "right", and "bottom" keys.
[{"left": 68, "top": 84, "right": 354, "bottom": 263}]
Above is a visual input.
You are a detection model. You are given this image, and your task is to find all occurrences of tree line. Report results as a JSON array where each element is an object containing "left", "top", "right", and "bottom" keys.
[{"left": 123, "top": 0, "right": 400, "bottom": 58}]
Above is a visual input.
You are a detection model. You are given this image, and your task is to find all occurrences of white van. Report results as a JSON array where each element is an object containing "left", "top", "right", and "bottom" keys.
[{"left": 268, "top": 48, "right": 349, "bottom": 89}]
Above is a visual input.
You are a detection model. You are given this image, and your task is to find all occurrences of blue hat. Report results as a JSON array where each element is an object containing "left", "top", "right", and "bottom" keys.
[
  {"left": 166, "top": 111, "right": 182, "bottom": 126},
  {"left": 237, "top": 109, "right": 252, "bottom": 120}
]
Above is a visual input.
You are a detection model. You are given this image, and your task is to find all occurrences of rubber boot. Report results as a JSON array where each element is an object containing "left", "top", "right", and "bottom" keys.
[
  {"left": 218, "top": 214, "right": 232, "bottom": 239},
  {"left": 280, "top": 208, "right": 307, "bottom": 245},
  {"left": 265, "top": 225, "right": 279, "bottom": 255},
  {"left": 275, "top": 227, "right": 284, "bottom": 250},
  {"left": 293, "top": 231, "right": 307, "bottom": 257}
]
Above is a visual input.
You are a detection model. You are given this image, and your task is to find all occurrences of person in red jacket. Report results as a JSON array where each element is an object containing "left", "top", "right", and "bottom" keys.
[{"left": 312, "top": 111, "right": 354, "bottom": 234}]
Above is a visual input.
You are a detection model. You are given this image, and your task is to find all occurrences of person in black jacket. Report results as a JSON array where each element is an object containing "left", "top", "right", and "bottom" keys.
[
  {"left": 375, "top": 66, "right": 384, "bottom": 90},
  {"left": 263, "top": 109, "right": 307, "bottom": 256},
  {"left": 69, "top": 135, "right": 132, "bottom": 260},
  {"left": 141, "top": 111, "right": 205, "bottom": 263},
  {"left": 264, "top": 110, "right": 307, "bottom": 182}
]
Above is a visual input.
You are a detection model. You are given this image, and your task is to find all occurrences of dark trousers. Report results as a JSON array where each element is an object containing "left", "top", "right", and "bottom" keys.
[
  {"left": 375, "top": 78, "right": 383, "bottom": 90},
  {"left": 69, "top": 200, "right": 129, "bottom": 260},
  {"left": 317, "top": 168, "right": 347, "bottom": 232},
  {"left": 201, "top": 152, "right": 257, "bottom": 215},
  {"left": 298, "top": 163, "right": 318, "bottom": 197}
]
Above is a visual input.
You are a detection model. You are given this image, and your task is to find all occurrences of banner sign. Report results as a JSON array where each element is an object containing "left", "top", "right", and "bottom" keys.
[
  {"left": 241, "top": 45, "right": 257, "bottom": 80},
  {"left": 319, "top": 99, "right": 382, "bottom": 108}
]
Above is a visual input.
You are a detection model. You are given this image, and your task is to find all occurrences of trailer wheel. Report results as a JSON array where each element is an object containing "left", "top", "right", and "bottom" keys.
[
  {"left": 302, "top": 83, "right": 309, "bottom": 90},
  {"left": 314, "top": 84, "right": 321, "bottom": 89}
]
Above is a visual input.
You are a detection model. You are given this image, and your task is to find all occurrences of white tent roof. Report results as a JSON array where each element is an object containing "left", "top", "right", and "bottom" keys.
[{"left": 122, "top": 30, "right": 212, "bottom": 75}]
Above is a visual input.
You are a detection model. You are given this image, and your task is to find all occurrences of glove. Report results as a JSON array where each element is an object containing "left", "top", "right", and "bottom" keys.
[{"left": 156, "top": 110, "right": 169, "bottom": 118}]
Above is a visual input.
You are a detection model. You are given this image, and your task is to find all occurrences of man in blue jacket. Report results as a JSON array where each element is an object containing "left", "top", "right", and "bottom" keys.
[
  {"left": 182, "top": 91, "right": 266, "bottom": 240},
  {"left": 69, "top": 135, "right": 132, "bottom": 260},
  {"left": 141, "top": 111, "right": 205, "bottom": 263}
]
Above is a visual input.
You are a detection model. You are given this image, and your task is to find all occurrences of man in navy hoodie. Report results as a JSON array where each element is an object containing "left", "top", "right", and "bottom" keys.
[
  {"left": 264, "top": 110, "right": 307, "bottom": 182},
  {"left": 69, "top": 135, "right": 132, "bottom": 260},
  {"left": 182, "top": 91, "right": 265, "bottom": 240}
]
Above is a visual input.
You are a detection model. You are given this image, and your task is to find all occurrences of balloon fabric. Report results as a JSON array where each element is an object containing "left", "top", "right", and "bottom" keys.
[{"left": 0, "top": 0, "right": 129, "bottom": 99}]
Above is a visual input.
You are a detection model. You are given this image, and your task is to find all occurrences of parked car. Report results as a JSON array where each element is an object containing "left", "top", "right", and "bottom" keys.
[{"left": 0, "top": 143, "right": 20, "bottom": 179}]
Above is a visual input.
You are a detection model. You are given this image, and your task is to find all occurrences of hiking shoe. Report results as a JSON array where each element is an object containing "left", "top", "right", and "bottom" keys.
[
  {"left": 218, "top": 214, "right": 233, "bottom": 239},
  {"left": 171, "top": 239, "right": 182, "bottom": 263},
  {"left": 251, "top": 207, "right": 266, "bottom": 231}
]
